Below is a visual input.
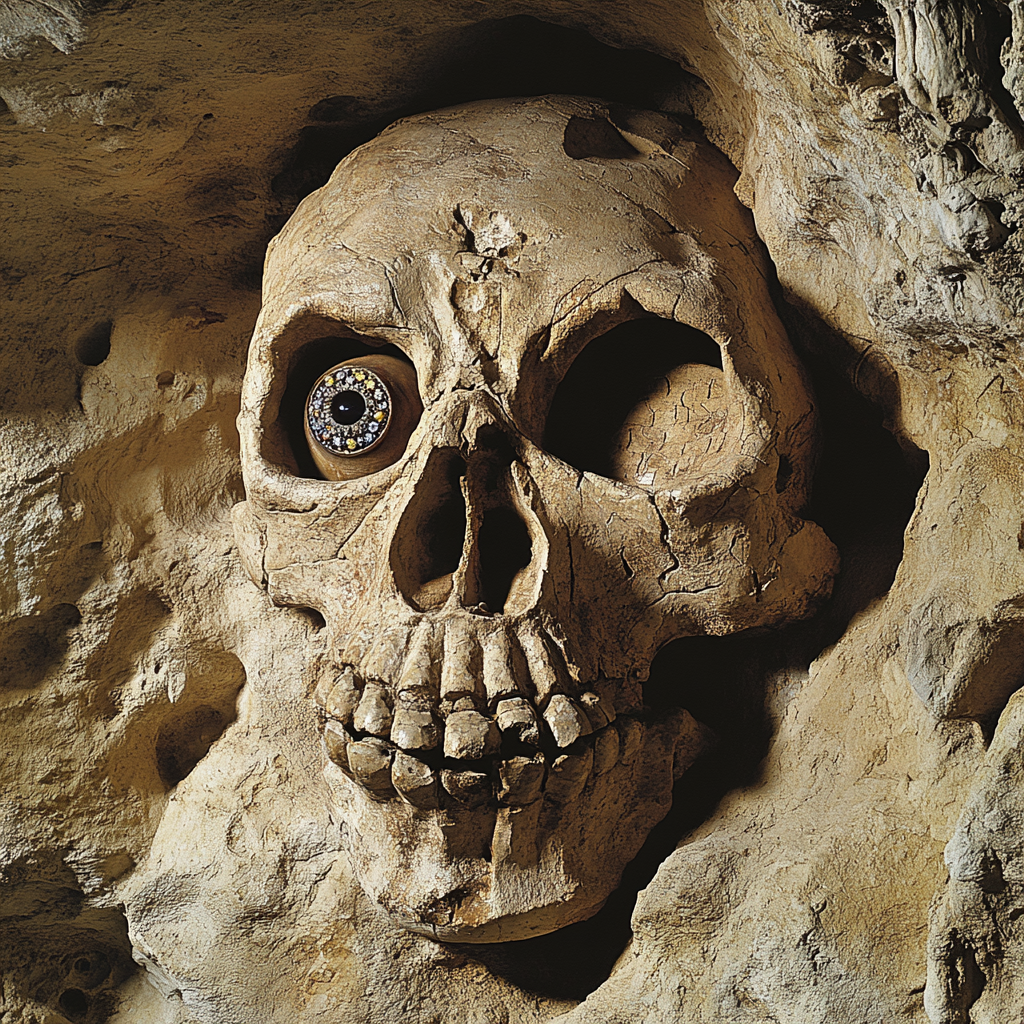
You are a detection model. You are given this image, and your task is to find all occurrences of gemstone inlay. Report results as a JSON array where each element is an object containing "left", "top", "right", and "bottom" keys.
[{"left": 307, "top": 364, "right": 392, "bottom": 456}]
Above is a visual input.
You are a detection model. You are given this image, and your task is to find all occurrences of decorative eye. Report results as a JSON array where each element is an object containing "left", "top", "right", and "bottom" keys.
[
  {"left": 304, "top": 354, "right": 421, "bottom": 480},
  {"left": 307, "top": 365, "right": 392, "bottom": 456}
]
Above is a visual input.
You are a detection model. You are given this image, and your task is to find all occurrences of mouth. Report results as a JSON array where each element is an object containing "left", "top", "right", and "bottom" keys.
[
  {"left": 318, "top": 674, "right": 658, "bottom": 810},
  {"left": 312, "top": 617, "right": 715, "bottom": 941},
  {"left": 314, "top": 617, "right": 714, "bottom": 811}
]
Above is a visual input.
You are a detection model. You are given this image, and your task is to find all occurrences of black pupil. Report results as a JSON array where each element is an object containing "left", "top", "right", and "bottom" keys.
[{"left": 330, "top": 390, "right": 366, "bottom": 425}]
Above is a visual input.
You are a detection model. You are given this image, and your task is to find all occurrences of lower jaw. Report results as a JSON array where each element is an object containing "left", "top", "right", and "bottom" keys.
[{"left": 325, "top": 707, "right": 711, "bottom": 943}]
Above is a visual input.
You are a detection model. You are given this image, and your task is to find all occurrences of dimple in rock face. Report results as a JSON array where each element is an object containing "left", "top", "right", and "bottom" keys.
[{"left": 233, "top": 96, "right": 838, "bottom": 942}]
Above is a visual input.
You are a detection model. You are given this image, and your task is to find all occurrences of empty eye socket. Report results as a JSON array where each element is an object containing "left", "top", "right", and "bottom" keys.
[
  {"left": 543, "top": 316, "right": 724, "bottom": 486},
  {"left": 278, "top": 336, "right": 421, "bottom": 480}
]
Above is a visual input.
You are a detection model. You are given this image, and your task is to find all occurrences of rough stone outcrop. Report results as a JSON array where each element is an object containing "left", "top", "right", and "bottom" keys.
[{"left": 3, "top": 1, "right": 1024, "bottom": 1022}]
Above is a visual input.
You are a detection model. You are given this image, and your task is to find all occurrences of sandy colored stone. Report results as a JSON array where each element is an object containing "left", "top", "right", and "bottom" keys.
[{"left": 2, "top": 1, "right": 1024, "bottom": 1021}]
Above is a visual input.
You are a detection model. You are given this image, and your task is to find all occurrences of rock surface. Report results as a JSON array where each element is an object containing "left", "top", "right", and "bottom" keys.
[{"left": 2, "top": 1, "right": 1024, "bottom": 1021}]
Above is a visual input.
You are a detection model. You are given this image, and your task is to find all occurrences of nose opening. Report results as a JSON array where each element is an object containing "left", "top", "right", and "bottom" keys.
[
  {"left": 474, "top": 501, "right": 533, "bottom": 614},
  {"left": 463, "top": 427, "right": 535, "bottom": 615},
  {"left": 391, "top": 451, "right": 469, "bottom": 611},
  {"left": 390, "top": 435, "right": 538, "bottom": 616}
]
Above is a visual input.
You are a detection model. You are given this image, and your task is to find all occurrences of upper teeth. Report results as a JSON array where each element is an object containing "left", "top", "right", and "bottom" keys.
[{"left": 313, "top": 616, "right": 653, "bottom": 809}]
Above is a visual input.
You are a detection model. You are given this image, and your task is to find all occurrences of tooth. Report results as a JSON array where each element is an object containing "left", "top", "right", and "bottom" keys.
[
  {"left": 347, "top": 738, "right": 395, "bottom": 799},
  {"left": 398, "top": 620, "right": 440, "bottom": 700},
  {"left": 543, "top": 694, "right": 593, "bottom": 748},
  {"left": 323, "top": 720, "right": 353, "bottom": 775},
  {"left": 495, "top": 697, "right": 541, "bottom": 747},
  {"left": 515, "top": 624, "right": 564, "bottom": 703},
  {"left": 441, "top": 768, "right": 492, "bottom": 808},
  {"left": 544, "top": 743, "right": 593, "bottom": 804},
  {"left": 441, "top": 618, "right": 481, "bottom": 701},
  {"left": 314, "top": 669, "right": 360, "bottom": 726},
  {"left": 578, "top": 690, "right": 615, "bottom": 730},
  {"left": 443, "top": 710, "right": 501, "bottom": 760},
  {"left": 360, "top": 624, "right": 410, "bottom": 685},
  {"left": 353, "top": 683, "right": 393, "bottom": 737},
  {"left": 482, "top": 628, "right": 520, "bottom": 705},
  {"left": 617, "top": 717, "right": 644, "bottom": 765},
  {"left": 392, "top": 751, "right": 440, "bottom": 808},
  {"left": 592, "top": 725, "right": 620, "bottom": 775},
  {"left": 390, "top": 706, "right": 440, "bottom": 752},
  {"left": 496, "top": 755, "right": 546, "bottom": 805}
]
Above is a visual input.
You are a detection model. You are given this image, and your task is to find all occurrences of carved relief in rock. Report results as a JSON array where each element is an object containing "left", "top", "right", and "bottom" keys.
[{"left": 232, "top": 96, "right": 839, "bottom": 941}]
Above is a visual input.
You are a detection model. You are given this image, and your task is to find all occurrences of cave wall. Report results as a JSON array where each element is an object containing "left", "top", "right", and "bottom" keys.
[{"left": 3, "top": 1, "right": 1024, "bottom": 1021}]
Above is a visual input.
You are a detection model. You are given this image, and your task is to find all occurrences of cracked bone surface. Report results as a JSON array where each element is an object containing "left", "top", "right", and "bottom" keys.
[{"left": 234, "top": 95, "right": 838, "bottom": 941}]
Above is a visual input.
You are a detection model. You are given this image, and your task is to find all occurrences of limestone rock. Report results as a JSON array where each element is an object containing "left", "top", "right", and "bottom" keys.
[{"left": 3, "top": 0, "right": 1024, "bottom": 1020}]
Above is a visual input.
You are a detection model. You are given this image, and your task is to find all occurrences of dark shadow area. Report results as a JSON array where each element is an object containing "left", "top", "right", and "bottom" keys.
[
  {"left": 562, "top": 115, "right": 641, "bottom": 160},
  {"left": 390, "top": 450, "right": 467, "bottom": 612},
  {"left": 155, "top": 703, "right": 233, "bottom": 788},
  {"left": 152, "top": 653, "right": 247, "bottom": 790},
  {"left": 269, "top": 15, "right": 689, "bottom": 211},
  {"left": 0, "top": 603, "right": 82, "bottom": 691},
  {"left": 544, "top": 316, "right": 722, "bottom": 479},
  {"left": 455, "top": 321, "right": 927, "bottom": 1001},
  {"left": 476, "top": 506, "right": 532, "bottom": 613}
]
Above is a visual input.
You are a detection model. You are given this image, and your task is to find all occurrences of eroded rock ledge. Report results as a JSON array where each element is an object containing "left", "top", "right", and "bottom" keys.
[{"left": 3, "top": 2, "right": 1024, "bottom": 1022}]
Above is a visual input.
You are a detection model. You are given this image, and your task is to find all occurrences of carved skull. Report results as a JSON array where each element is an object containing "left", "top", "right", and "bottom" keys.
[{"left": 233, "top": 96, "right": 838, "bottom": 942}]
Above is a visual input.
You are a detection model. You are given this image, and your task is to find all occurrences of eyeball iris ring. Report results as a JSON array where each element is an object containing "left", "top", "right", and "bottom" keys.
[{"left": 306, "top": 365, "right": 392, "bottom": 456}]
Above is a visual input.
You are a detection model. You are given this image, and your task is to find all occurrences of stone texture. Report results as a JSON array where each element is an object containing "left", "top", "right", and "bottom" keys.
[{"left": 2, "top": 1, "right": 1024, "bottom": 1021}]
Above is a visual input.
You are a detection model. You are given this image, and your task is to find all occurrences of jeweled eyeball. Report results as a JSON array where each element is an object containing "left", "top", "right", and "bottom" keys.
[
  {"left": 306, "top": 365, "right": 392, "bottom": 456},
  {"left": 302, "top": 353, "right": 422, "bottom": 482}
]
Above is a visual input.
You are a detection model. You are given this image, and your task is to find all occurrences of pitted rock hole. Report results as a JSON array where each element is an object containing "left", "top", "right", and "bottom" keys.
[
  {"left": 278, "top": 334, "right": 414, "bottom": 478},
  {"left": 545, "top": 316, "right": 723, "bottom": 480},
  {"left": 70, "top": 951, "right": 110, "bottom": 988},
  {"left": 296, "top": 607, "right": 327, "bottom": 632},
  {"left": 153, "top": 652, "right": 245, "bottom": 789},
  {"left": 2, "top": 894, "right": 134, "bottom": 1023},
  {"left": 0, "top": 603, "right": 81, "bottom": 691},
  {"left": 74, "top": 321, "right": 112, "bottom": 367},
  {"left": 156, "top": 703, "right": 232, "bottom": 788},
  {"left": 58, "top": 988, "right": 88, "bottom": 1020}
]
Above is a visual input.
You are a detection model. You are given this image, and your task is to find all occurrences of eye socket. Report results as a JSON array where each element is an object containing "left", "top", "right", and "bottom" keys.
[
  {"left": 304, "top": 354, "right": 421, "bottom": 480},
  {"left": 307, "top": 366, "right": 392, "bottom": 456},
  {"left": 544, "top": 316, "right": 726, "bottom": 487}
]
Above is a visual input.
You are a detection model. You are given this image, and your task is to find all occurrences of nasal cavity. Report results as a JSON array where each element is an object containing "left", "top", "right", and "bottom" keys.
[
  {"left": 391, "top": 451, "right": 468, "bottom": 611},
  {"left": 475, "top": 505, "right": 532, "bottom": 614}
]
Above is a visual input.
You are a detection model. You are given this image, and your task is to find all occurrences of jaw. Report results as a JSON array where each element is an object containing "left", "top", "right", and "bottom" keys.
[{"left": 324, "top": 704, "right": 713, "bottom": 943}]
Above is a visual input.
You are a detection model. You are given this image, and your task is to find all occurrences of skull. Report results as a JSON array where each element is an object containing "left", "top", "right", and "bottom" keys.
[{"left": 233, "top": 96, "right": 838, "bottom": 942}]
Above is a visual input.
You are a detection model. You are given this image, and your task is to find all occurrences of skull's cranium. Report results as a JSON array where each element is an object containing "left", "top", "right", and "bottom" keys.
[{"left": 233, "top": 97, "right": 838, "bottom": 942}]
